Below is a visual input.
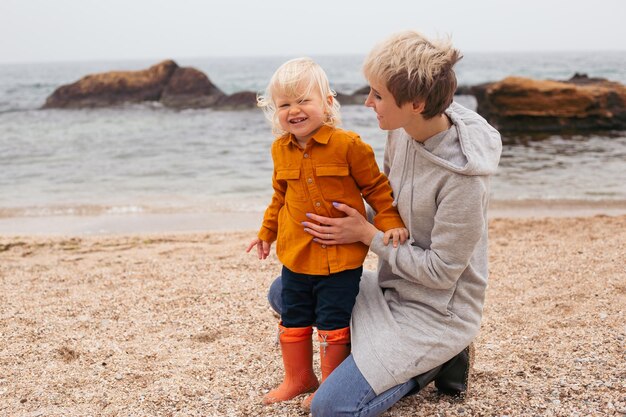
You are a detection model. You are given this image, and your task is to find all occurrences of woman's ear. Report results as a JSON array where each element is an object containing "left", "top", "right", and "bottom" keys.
[{"left": 412, "top": 100, "right": 426, "bottom": 114}]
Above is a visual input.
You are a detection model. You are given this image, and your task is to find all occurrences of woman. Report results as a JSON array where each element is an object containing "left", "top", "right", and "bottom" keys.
[{"left": 268, "top": 30, "right": 501, "bottom": 416}]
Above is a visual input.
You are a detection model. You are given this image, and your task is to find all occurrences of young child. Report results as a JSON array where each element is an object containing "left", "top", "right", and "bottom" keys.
[{"left": 246, "top": 57, "right": 408, "bottom": 408}]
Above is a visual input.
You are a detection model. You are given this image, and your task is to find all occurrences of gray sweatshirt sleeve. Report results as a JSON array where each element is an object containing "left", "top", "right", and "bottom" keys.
[{"left": 370, "top": 175, "right": 488, "bottom": 290}]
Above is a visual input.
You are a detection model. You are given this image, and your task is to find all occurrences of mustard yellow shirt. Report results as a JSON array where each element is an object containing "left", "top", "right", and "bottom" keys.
[{"left": 258, "top": 125, "right": 405, "bottom": 275}]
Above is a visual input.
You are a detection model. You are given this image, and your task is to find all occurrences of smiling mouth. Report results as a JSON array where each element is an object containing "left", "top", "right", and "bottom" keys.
[{"left": 289, "top": 117, "right": 307, "bottom": 124}]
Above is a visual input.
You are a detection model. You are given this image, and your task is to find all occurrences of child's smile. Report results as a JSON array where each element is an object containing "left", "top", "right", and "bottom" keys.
[
  {"left": 289, "top": 117, "right": 308, "bottom": 124},
  {"left": 274, "top": 88, "right": 329, "bottom": 146}
]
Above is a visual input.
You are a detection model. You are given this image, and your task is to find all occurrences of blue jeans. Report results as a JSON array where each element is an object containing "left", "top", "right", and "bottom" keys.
[
  {"left": 311, "top": 355, "right": 417, "bottom": 417},
  {"left": 281, "top": 265, "right": 361, "bottom": 330},
  {"left": 268, "top": 276, "right": 417, "bottom": 417}
]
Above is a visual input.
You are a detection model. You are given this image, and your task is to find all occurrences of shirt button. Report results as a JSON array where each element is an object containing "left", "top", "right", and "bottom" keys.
[
  {"left": 321, "top": 244, "right": 327, "bottom": 249},
  {"left": 303, "top": 153, "right": 309, "bottom": 158},
  {"left": 307, "top": 177, "right": 313, "bottom": 184},
  {"left": 315, "top": 201, "right": 321, "bottom": 207}
]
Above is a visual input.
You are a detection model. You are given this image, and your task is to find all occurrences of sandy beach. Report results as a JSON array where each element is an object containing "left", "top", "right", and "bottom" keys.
[{"left": 1, "top": 212, "right": 625, "bottom": 416}]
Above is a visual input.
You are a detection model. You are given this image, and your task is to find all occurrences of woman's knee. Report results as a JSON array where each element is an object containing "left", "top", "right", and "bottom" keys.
[
  {"left": 310, "top": 383, "right": 362, "bottom": 417},
  {"left": 310, "top": 355, "right": 371, "bottom": 416},
  {"left": 310, "top": 385, "right": 340, "bottom": 416},
  {"left": 267, "top": 275, "right": 282, "bottom": 315}
]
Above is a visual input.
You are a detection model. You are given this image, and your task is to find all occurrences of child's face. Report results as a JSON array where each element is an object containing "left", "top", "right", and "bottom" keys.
[
  {"left": 365, "top": 78, "right": 415, "bottom": 131},
  {"left": 274, "top": 84, "right": 328, "bottom": 144}
]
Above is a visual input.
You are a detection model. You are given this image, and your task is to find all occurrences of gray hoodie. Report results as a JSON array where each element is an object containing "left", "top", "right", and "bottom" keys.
[{"left": 350, "top": 102, "right": 502, "bottom": 394}]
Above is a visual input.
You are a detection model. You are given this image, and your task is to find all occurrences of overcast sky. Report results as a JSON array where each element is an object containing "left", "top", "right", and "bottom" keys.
[{"left": 1, "top": 0, "right": 624, "bottom": 64}]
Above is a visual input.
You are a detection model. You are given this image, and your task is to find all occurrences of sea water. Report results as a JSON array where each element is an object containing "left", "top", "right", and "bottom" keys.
[{"left": 1, "top": 52, "right": 625, "bottom": 218}]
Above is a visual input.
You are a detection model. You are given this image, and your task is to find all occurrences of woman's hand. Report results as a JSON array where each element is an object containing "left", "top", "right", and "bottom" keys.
[
  {"left": 246, "top": 238, "right": 272, "bottom": 260},
  {"left": 302, "top": 202, "right": 379, "bottom": 246}
]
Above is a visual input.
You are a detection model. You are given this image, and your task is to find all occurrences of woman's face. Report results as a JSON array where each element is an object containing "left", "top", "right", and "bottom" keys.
[{"left": 364, "top": 79, "right": 415, "bottom": 131}]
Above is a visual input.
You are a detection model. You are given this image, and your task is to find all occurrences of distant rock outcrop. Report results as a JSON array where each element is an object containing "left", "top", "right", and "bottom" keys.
[
  {"left": 160, "top": 67, "right": 224, "bottom": 109},
  {"left": 43, "top": 60, "right": 225, "bottom": 110},
  {"left": 214, "top": 91, "right": 258, "bottom": 110},
  {"left": 42, "top": 59, "right": 378, "bottom": 110},
  {"left": 50, "top": 60, "right": 626, "bottom": 132},
  {"left": 471, "top": 75, "right": 626, "bottom": 132},
  {"left": 43, "top": 60, "right": 179, "bottom": 108},
  {"left": 336, "top": 90, "right": 367, "bottom": 105}
]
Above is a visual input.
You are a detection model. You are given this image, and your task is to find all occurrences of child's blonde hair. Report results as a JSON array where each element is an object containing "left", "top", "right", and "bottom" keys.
[
  {"left": 363, "top": 30, "right": 462, "bottom": 119},
  {"left": 257, "top": 57, "right": 341, "bottom": 137}
]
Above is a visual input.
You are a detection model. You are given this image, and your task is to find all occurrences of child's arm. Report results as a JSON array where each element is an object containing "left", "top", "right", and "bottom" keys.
[
  {"left": 348, "top": 136, "right": 407, "bottom": 241},
  {"left": 247, "top": 145, "right": 286, "bottom": 258},
  {"left": 246, "top": 238, "right": 272, "bottom": 260},
  {"left": 383, "top": 227, "right": 410, "bottom": 248}
]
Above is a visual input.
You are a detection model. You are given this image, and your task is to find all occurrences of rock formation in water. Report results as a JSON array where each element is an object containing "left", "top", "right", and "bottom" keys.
[
  {"left": 160, "top": 66, "right": 225, "bottom": 108},
  {"left": 43, "top": 60, "right": 178, "bottom": 108},
  {"left": 214, "top": 91, "right": 258, "bottom": 110},
  {"left": 471, "top": 74, "right": 626, "bottom": 132},
  {"left": 43, "top": 60, "right": 226, "bottom": 110},
  {"left": 43, "top": 60, "right": 626, "bottom": 133},
  {"left": 43, "top": 60, "right": 372, "bottom": 110}
]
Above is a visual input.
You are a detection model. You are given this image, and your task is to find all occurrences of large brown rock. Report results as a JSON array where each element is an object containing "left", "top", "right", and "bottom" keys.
[
  {"left": 43, "top": 60, "right": 226, "bottom": 110},
  {"left": 160, "top": 67, "right": 224, "bottom": 109},
  {"left": 472, "top": 75, "right": 626, "bottom": 132},
  {"left": 43, "top": 60, "right": 179, "bottom": 108},
  {"left": 214, "top": 91, "right": 258, "bottom": 110}
]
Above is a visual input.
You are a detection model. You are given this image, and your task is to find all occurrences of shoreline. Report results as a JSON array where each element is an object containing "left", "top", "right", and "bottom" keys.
[{"left": 0, "top": 199, "right": 625, "bottom": 236}]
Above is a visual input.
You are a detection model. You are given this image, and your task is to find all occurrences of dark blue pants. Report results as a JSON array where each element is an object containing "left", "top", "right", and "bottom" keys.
[{"left": 281, "top": 265, "right": 362, "bottom": 330}]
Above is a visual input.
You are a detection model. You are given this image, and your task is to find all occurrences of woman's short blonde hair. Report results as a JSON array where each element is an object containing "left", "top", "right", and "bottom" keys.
[
  {"left": 257, "top": 57, "right": 341, "bottom": 137},
  {"left": 363, "top": 30, "right": 462, "bottom": 119}
]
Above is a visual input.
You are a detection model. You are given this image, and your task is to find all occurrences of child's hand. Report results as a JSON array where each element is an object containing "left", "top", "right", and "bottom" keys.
[
  {"left": 246, "top": 238, "right": 272, "bottom": 260},
  {"left": 383, "top": 227, "right": 409, "bottom": 248}
]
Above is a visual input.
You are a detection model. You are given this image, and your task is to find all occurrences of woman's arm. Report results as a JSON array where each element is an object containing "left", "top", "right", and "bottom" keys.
[
  {"left": 371, "top": 176, "right": 488, "bottom": 290},
  {"left": 304, "top": 176, "right": 489, "bottom": 290}
]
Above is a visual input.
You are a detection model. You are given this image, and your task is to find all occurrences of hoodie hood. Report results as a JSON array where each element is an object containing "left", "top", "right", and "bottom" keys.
[{"left": 415, "top": 102, "right": 502, "bottom": 176}]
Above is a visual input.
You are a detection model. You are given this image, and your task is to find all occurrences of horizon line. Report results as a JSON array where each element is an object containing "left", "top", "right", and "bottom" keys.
[{"left": 1, "top": 49, "right": 625, "bottom": 66}]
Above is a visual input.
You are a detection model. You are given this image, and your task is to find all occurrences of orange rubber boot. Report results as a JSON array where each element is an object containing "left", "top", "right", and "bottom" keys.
[
  {"left": 301, "top": 327, "right": 351, "bottom": 410},
  {"left": 262, "top": 324, "right": 320, "bottom": 405}
]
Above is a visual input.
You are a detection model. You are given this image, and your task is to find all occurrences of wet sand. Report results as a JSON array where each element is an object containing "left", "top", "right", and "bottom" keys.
[
  {"left": 1, "top": 199, "right": 625, "bottom": 236},
  {"left": 0, "top": 213, "right": 625, "bottom": 416}
]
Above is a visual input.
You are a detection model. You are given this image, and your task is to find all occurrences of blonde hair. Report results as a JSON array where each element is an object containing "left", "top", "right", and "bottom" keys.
[
  {"left": 363, "top": 30, "right": 462, "bottom": 119},
  {"left": 257, "top": 57, "right": 341, "bottom": 137}
]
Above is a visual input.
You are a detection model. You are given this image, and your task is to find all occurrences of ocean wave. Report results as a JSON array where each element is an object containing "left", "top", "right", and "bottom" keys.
[
  {"left": 0, "top": 107, "right": 36, "bottom": 115},
  {"left": 0, "top": 198, "right": 272, "bottom": 218},
  {"left": 0, "top": 205, "right": 146, "bottom": 218}
]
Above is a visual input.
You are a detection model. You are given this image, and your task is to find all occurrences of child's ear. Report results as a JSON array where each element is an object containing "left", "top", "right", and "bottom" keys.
[
  {"left": 327, "top": 95, "right": 334, "bottom": 107},
  {"left": 412, "top": 100, "right": 426, "bottom": 114}
]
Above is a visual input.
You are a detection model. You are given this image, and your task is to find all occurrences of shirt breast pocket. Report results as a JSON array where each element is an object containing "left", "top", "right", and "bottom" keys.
[
  {"left": 315, "top": 164, "right": 350, "bottom": 200},
  {"left": 276, "top": 168, "right": 306, "bottom": 202}
]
